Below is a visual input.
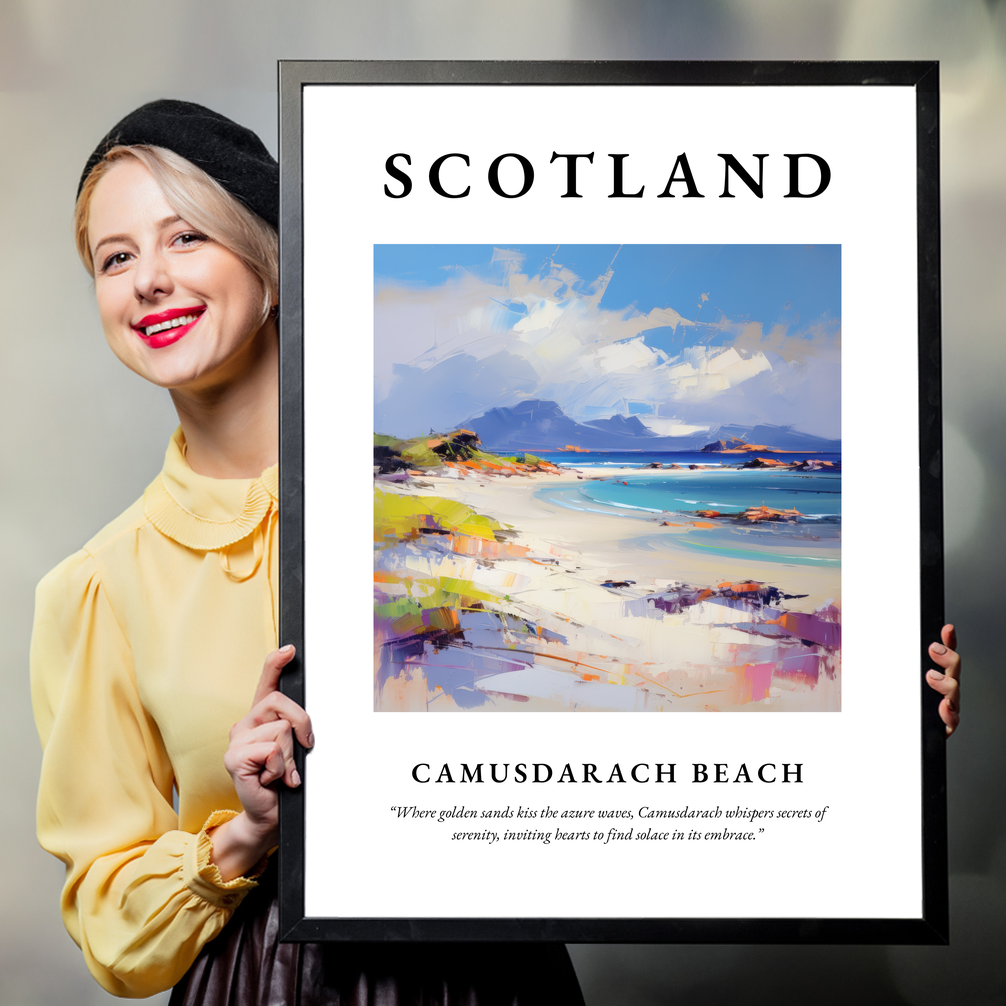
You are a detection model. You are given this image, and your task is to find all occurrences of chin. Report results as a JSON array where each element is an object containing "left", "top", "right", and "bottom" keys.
[
  {"left": 122, "top": 353, "right": 218, "bottom": 391},
  {"left": 109, "top": 322, "right": 271, "bottom": 393}
]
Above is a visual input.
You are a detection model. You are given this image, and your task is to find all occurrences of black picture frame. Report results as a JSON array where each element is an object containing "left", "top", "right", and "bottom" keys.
[{"left": 277, "top": 60, "right": 945, "bottom": 944}]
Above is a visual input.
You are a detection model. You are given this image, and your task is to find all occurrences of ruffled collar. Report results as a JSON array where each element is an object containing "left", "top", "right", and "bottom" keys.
[{"left": 143, "top": 428, "right": 278, "bottom": 551}]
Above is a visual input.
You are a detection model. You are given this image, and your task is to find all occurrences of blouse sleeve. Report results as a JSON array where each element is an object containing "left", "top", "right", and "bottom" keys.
[{"left": 31, "top": 549, "right": 262, "bottom": 998}]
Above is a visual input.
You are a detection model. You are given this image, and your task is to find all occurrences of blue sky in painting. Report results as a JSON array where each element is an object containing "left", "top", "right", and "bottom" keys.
[
  {"left": 375, "top": 244, "right": 839, "bottom": 330},
  {"left": 374, "top": 244, "right": 841, "bottom": 440}
]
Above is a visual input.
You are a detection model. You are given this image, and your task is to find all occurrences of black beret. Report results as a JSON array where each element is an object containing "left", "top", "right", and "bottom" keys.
[{"left": 78, "top": 99, "right": 278, "bottom": 228}]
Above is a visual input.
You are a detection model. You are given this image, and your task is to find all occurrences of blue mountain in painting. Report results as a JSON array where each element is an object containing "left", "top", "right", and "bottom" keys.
[
  {"left": 582, "top": 414, "right": 656, "bottom": 438},
  {"left": 463, "top": 401, "right": 591, "bottom": 449},
  {"left": 464, "top": 400, "right": 840, "bottom": 453}
]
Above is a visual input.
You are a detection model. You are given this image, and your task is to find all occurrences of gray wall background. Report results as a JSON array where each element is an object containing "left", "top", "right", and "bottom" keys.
[{"left": 2, "top": 2, "right": 1003, "bottom": 1003}]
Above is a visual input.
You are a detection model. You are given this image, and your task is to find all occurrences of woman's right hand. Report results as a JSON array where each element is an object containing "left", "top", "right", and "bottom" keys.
[{"left": 209, "top": 645, "right": 314, "bottom": 881}]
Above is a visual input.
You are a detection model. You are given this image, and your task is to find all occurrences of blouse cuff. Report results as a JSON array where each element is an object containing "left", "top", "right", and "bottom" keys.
[{"left": 183, "top": 810, "right": 269, "bottom": 909}]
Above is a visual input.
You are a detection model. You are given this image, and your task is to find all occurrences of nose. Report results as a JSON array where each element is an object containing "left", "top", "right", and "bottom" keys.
[{"left": 133, "top": 247, "right": 173, "bottom": 303}]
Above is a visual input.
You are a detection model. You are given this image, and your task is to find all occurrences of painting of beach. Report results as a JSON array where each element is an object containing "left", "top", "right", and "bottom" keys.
[{"left": 373, "top": 245, "right": 841, "bottom": 712}]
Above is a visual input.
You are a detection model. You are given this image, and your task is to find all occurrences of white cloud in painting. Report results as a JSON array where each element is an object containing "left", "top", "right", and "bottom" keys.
[
  {"left": 589, "top": 337, "right": 662, "bottom": 375},
  {"left": 659, "top": 345, "right": 774, "bottom": 400},
  {"left": 637, "top": 417, "right": 712, "bottom": 437},
  {"left": 373, "top": 250, "right": 840, "bottom": 439}
]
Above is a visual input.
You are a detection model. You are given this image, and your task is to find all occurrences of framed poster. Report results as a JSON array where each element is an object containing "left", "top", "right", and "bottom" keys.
[{"left": 277, "top": 61, "right": 946, "bottom": 943}]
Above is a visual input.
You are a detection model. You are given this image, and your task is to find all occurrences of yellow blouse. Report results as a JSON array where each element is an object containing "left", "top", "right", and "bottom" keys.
[{"left": 31, "top": 428, "right": 279, "bottom": 998}]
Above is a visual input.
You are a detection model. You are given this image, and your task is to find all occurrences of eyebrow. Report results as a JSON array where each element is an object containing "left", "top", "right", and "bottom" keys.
[{"left": 91, "top": 215, "right": 185, "bottom": 258}]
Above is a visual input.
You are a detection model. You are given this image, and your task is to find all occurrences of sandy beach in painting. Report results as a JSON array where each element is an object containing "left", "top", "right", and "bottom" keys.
[{"left": 374, "top": 461, "right": 841, "bottom": 713}]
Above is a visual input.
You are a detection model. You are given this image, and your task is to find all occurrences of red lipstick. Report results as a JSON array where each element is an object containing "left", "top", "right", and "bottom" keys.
[{"left": 132, "top": 306, "right": 205, "bottom": 349}]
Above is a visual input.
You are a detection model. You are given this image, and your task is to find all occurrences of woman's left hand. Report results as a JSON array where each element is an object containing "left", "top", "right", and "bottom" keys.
[{"left": 926, "top": 624, "right": 961, "bottom": 737}]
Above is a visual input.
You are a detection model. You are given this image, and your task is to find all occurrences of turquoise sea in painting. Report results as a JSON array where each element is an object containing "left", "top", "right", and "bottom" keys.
[
  {"left": 532, "top": 452, "right": 842, "bottom": 571},
  {"left": 537, "top": 451, "right": 841, "bottom": 518}
]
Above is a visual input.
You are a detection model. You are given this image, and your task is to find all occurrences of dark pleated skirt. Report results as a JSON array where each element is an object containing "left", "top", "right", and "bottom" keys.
[{"left": 169, "top": 868, "right": 585, "bottom": 1006}]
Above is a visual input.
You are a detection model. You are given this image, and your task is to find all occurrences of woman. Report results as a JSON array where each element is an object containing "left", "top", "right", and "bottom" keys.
[{"left": 31, "top": 100, "right": 586, "bottom": 1003}]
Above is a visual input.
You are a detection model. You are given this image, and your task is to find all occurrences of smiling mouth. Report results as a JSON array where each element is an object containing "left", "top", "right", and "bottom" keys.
[
  {"left": 142, "top": 313, "right": 199, "bottom": 337},
  {"left": 134, "top": 307, "right": 206, "bottom": 338}
]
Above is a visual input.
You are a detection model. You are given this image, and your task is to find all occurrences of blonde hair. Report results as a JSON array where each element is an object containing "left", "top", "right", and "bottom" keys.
[{"left": 75, "top": 145, "right": 278, "bottom": 323}]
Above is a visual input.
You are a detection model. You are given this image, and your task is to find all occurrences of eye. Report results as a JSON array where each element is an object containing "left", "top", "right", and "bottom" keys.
[
  {"left": 172, "top": 230, "right": 208, "bottom": 249},
  {"left": 100, "top": 251, "right": 132, "bottom": 274}
]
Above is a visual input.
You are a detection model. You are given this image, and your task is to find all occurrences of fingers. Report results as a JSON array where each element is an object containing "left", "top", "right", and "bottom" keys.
[
  {"left": 941, "top": 623, "right": 958, "bottom": 653},
  {"left": 926, "top": 666, "right": 960, "bottom": 737},
  {"left": 244, "top": 644, "right": 314, "bottom": 750},
  {"left": 926, "top": 667, "right": 959, "bottom": 706},
  {"left": 225, "top": 645, "right": 313, "bottom": 804},
  {"left": 928, "top": 644, "right": 961, "bottom": 680},
  {"left": 225, "top": 739, "right": 289, "bottom": 788},
  {"left": 928, "top": 632, "right": 961, "bottom": 682},
  {"left": 233, "top": 689, "right": 314, "bottom": 750},
  {"left": 939, "top": 697, "right": 961, "bottom": 737},
  {"left": 252, "top": 740, "right": 288, "bottom": 788},
  {"left": 227, "top": 720, "right": 301, "bottom": 788},
  {"left": 926, "top": 626, "right": 961, "bottom": 737},
  {"left": 248, "top": 720, "right": 298, "bottom": 788},
  {"left": 929, "top": 690, "right": 960, "bottom": 737},
  {"left": 252, "top": 644, "right": 297, "bottom": 706}
]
